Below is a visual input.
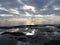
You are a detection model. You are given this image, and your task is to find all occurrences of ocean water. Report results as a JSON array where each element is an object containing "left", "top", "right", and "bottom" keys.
[{"left": 0, "top": 25, "right": 60, "bottom": 45}]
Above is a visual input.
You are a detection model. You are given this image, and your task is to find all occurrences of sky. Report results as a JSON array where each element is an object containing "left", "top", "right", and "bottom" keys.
[{"left": 0, "top": 0, "right": 60, "bottom": 16}]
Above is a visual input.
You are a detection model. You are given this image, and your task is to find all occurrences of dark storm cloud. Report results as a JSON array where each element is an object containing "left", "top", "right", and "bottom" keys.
[
  {"left": 22, "top": 0, "right": 49, "bottom": 9},
  {"left": 0, "top": 0, "right": 21, "bottom": 8},
  {"left": 0, "top": 0, "right": 60, "bottom": 15},
  {"left": 0, "top": 0, "right": 26, "bottom": 16},
  {"left": 53, "top": 0, "right": 60, "bottom": 6},
  {"left": 23, "top": 0, "right": 60, "bottom": 15},
  {"left": 39, "top": 0, "right": 60, "bottom": 15}
]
